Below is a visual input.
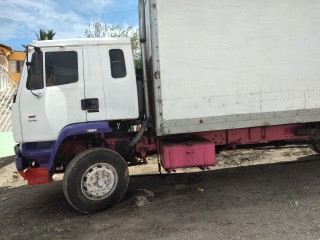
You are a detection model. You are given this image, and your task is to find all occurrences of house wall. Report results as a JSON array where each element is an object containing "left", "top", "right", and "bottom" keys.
[{"left": 8, "top": 51, "right": 25, "bottom": 83}]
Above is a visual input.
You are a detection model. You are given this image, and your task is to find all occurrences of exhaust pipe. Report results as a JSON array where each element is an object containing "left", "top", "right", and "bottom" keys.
[
  {"left": 138, "top": 0, "right": 151, "bottom": 120},
  {"left": 129, "top": 0, "right": 151, "bottom": 148},
  {"left": 139, "top": 0, "right": 147, "bottom": 43}
]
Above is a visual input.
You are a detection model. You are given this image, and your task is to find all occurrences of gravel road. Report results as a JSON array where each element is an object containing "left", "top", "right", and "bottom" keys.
[{"left": 1, "top": 147, "right": 320, "bottom": 240}]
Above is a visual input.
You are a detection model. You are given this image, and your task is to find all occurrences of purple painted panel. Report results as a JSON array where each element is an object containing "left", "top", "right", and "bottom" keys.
[
  {"left": 47, "top": 121, "right": 112, "bottom": 170},
  {"left": 14, "top": 121, "right": 112, "bottom": 171},
  {"left": 14, "top": 141, "right": 55, "bottom": 170},
  {"left": 15, "top": 156, "right": 23, "bottom": 171}
]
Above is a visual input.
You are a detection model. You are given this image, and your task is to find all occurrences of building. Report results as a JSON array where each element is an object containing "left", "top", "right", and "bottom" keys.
[
  {"left": 0, "top": 44, "right": 11, "bottom": 90},
  {"left": 8, "top": 51, "right": 25, "bottom": 83},
  {"left": 0, "top": 43, "right": 25, "bottom": 137},
  {"left": 0, "top": 43, "right": 26, "bottom": 85},
  {"left": 0, "top": 44, "right": 11, "bottom": 65}
]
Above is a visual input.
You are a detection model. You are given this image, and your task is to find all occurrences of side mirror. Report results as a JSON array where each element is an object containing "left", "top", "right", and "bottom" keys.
[
  {"left": 27, "top": 51, "right": 44, "bottom": 90},
  {"left": 31, "top": 52, "right": 43, "bottom": 75}
]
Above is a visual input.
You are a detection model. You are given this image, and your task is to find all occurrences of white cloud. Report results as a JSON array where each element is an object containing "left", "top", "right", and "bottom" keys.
[
  {"left": 82, "top": 0, "right": 113, "bottom": 14},
  {"left": 0, "top": 21, "right": 18, "bottom": 42},
  {"left": 0, "top": 0, "right": 114, "bottom": 43}
]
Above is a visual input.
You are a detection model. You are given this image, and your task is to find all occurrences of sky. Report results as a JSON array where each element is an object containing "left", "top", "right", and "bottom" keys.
[{"left": 0, "top": 0, "right": 139, "bottom": 51}]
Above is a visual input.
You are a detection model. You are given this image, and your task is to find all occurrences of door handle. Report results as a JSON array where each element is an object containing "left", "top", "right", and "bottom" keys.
[{"left": 81, "top": 98, "right": 99, "bottom": 112}]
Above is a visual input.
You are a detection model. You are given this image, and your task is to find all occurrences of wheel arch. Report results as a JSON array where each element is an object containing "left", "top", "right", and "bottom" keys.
[{"left": 48, "top": 121, "right": 112, "bottom": 171}]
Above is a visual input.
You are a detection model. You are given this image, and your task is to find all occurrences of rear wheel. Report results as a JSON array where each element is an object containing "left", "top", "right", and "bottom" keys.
[{"left": 63, "top": 148, "right": 129, "bottom": 213}]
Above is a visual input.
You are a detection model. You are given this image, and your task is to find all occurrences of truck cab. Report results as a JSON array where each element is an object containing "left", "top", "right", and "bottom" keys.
[
  {"left": 12, "top": 38, "right": 144, "bottom": 185},
  {"left": 13, "top": 38, "right": 139, "bottom": 144},
  {"left": 13, "top": 39, "right": 139, "bottom": 144}
]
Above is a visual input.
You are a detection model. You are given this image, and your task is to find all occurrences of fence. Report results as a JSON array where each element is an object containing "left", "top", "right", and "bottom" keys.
[{"left": 0, "top": 64, "right": 17, "bottom": 132}]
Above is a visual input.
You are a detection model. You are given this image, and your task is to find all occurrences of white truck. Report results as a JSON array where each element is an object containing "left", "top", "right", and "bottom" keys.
[{"left": 12, "top": 0, "right": 320, "bottom": 213}]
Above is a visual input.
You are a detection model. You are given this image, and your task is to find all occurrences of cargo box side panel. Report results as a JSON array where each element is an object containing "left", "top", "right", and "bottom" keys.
[
  {"left": 144, "top": 0, "right": 153, "bottom": 63},
  {"left": 155, "top": 0, "right": 320, "bottom": 135},
  {"left": 146, "top": 0, "right": 164, "bottom": 135}
]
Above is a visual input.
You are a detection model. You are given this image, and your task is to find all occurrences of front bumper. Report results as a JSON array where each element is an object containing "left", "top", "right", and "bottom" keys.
[
  {"left": 18, "top": 167, "right": 52, "bottom": 185},
  {"left": 14, "top": 144, "right": 24, "bottom": 171},
  {"left": 14, "top": 144, "right": 53, "bottom": 185}
]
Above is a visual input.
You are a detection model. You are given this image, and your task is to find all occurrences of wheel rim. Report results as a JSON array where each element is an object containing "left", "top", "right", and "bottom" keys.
[{"left": 81, "top": 163, "right": 118, "bottom": 200}]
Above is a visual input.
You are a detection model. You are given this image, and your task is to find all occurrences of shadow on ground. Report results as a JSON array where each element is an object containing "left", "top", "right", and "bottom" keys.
[
  {"left": 0, "top": 155, "right": 14, "bottom": 169},
  {"left": 1, "top": 156, "right": 320, "bottom": 239}
]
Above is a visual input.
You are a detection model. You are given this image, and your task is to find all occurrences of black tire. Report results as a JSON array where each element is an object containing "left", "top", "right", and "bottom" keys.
[{"left": 63, "top": 148, "right": 129, "bottom": 213}]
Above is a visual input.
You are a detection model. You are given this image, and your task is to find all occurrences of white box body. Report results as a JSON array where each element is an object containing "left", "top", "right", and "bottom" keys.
[{"left": 145, "top": 0, "right": 320, "bottom": 136}]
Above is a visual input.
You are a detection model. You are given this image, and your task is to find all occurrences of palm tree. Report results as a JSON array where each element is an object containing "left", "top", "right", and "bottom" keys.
[
  {"left": 35, "top": 29, "right": 56, "bottom": 40},
  {"left": 46, "top": 30, "right": 56, "bottom": 40}
]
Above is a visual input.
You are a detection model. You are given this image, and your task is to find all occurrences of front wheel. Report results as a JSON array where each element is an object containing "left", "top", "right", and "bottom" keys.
[{"left": 63, "top": 148, "right": 129, "bottom": 213}]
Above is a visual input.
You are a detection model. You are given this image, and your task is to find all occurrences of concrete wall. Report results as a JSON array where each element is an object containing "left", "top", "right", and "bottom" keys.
[{"left": 0, "top": 132, "right": 15, "bottom": 158}]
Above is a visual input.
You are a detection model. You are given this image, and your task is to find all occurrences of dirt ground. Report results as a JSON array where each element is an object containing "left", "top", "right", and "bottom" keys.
[{"left": 1, "top": 146, "right": 320, "bottom": 240}]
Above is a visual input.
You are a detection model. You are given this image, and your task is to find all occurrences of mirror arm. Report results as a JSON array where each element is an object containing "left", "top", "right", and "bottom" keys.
[
  {"left": 30, "top": 89, "right": 41, "bottom": 98},
  {"left": 29, "top": 45, "right": 42, "bottom": 53}
]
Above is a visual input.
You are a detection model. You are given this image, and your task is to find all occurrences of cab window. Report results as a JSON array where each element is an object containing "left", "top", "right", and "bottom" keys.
[
  {"left": 45, "top": 51, "right": 78, "bottom": 86},
  {"left": 109, "top": 49, "right": 127, "bottom": 78}
]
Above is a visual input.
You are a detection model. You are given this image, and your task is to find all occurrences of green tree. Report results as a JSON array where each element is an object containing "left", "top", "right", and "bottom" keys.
[
  {"left": 35, "top": 29, "right": 56, "bottom": 40},
  {"left": 85, "top": 21, "right": 141, "bottom": 69},
  {"left": 46, "top": 30, "right": 56, "bottom": 40}
]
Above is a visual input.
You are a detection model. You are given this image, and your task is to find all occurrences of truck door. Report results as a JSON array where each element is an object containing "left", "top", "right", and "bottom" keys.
[
  {"left": 98, "top": 44, "right": 139, "bottom": 120},
  {"left": 19, "top": 46, "right": 86, "bottom": 142}
]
